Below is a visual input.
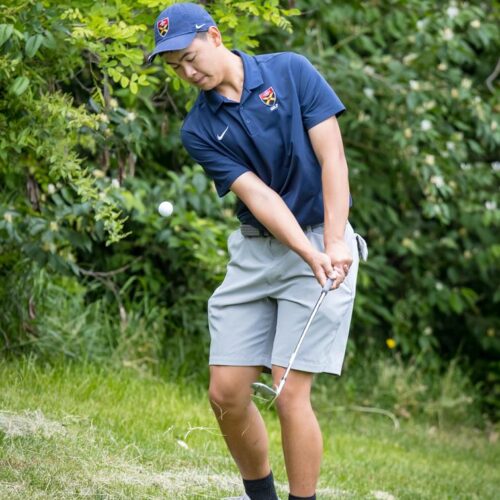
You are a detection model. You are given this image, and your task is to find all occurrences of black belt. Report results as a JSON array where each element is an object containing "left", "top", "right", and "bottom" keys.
[{"left": 240, "top": 223, "right": 323, "bottom": 238}]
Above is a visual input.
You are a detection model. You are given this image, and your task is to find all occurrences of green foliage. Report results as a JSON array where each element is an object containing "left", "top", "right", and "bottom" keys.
[
  {"left": 1, "top": 165, "right": 235, "bottom": 374},
  {"left": 0, "top": 0, "right": 293, "bottom": 244}
]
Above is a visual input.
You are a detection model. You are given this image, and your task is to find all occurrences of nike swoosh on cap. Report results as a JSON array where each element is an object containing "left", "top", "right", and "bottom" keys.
[
  {"left": 217, "top": 126, "right": 229, "bottom": 141},
  {"left": 195, "top": 23, "right": 206, "bottom": 29}
]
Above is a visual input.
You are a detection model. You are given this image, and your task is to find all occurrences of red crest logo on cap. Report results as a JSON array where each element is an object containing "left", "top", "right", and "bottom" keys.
[
  {"left": 259, "top": 87, "right": 277, "bottom": 108},
  {"left": 157, "top": 17, "right": 169, "bottom": 37}
]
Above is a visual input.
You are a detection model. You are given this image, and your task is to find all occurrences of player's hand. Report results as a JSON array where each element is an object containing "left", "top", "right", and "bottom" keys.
[
  {"left": 306, "top": 250, "right": 343, "bottom": 289},
  {"left": 325, "top": 240, "right": 353, "bottom": 288}
]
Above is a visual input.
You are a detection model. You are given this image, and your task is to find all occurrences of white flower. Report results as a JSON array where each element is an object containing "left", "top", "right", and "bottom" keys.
[
  {"left": 47, "top": 183, "right": 56, "bottom": 194},
  {"left": 416, "top": 19, "right": 427, "bottom": 31},
  {"left": 438, "top": 62, "right": 448, "bottom": 71},
  {"left": 491, "top": 161, "right": 500, "bottom": 171},
  {"left": 357, "top": 111, "right": 369, "bottom": 122},
  {"left": 492, "top": 121, "right": 497, "bottom": 131},
  {"left": 430, "top": 175, "right": 445, "bottom": 187},
  {"left": 111, "top": 179, "right": 120, "bottom": 188},
  {"left": 97, "top": 113, "right": 109, "bottom": 123},
  {"left": 447, "top": 6, "right": 459, "bottom": 18},
  {"left": 436, "top": 282, "right": 444, "bottom": 291},
  {"left": 404, "top": 128, "right": 412, "bottom": 139},
  {"left": 420, "top": 119, "right": 432, "bottom": 131},
  {"left": 461, "top": 78, "right": 472, "bottom": 89},
  {"left": 424, "top": 100, "right": 436, "bottom": 110},
  {"left": 424, "top": 326, "right": 433, "bottom": 335},
  {"left": 93, "top": 169, "right": 105, "bottom": 178},
  {"left": 446, "top": 141, "right": 455, "bottom": 151},
  {"left": 363, "top": 87, "right": 375, "bottom": 99},
  {"left": 403, "top": 53, "right": 418, "bottom": 65},
  {"left": 426, "top": 155, "right": 436, "bottom": 166},
  {"left": 124, "top": 112, "right": 136, "bottom": 123},
  {"left": 3, "top": 212, "right": 13, "bottom": 223},
  {"left": 442, "top": 28, "right": 454, "bottom": 41},
  {"left": 451, "top": 88, "right": 459, "bottom": 98},
  {"left": 409, "top": 80, "right": 420, "bottom": 91},
  {"left": 363, "top": 65, "right": 375, "bottom": 76},
  {"left": 49, "top": 221, "right": 59, "bottom": 232},
  {"left": 471, "top": 19, "right": 481, "bottom": 28},
  {"left": 109, "top": 98, "right": 118, "bottom": 109},
  {"left": 485, "top": 201, "right": 497, "bottom": 211},
  {"left": 460, "top": 163, "right": 471, "bottom": 170}
]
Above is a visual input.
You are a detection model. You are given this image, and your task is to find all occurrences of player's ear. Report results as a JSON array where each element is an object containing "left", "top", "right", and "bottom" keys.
[{"left": 207, "top": 26, "right": 222, "bottom": 47}]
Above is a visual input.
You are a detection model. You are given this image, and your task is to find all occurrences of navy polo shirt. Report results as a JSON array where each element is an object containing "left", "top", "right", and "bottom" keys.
[{"left": 181, "top": 51, "right": 346, "bottom": 229}]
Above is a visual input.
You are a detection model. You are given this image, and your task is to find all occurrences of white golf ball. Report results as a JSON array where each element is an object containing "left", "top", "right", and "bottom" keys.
[{"left": 158, "top": 201, "right": 174, "bottom": 217}]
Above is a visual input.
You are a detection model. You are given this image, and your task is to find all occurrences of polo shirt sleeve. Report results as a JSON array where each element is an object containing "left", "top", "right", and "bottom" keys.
[
  {"left": 181, "top": 130, "right": 250, "bottom": 197},
  {"left": 291, "top": 54, "right": 346, "bottom": 130}
]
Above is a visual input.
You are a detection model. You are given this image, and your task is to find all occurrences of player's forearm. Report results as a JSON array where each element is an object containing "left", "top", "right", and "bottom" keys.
[
  {"left": 231, "top": 172, "right": 315, "bottom": 262},
  {"left": 247, "top": 188, "right": 316, "bottom": 261},
  {"left": 321, "top": 153, "right": 350, "bottom": 249}
]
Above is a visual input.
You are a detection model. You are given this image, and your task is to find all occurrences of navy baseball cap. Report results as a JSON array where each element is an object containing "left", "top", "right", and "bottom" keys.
[{"left": 147, "top": 3, "right": 217, "bottom": 63}]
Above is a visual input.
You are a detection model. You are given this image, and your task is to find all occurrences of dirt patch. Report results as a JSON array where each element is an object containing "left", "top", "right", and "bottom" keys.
[
  {"left": 0, "top": 410, "right": 66, "bottom": 438},
  {"left": 372, "top": 491, "right": 396, "bottom": 500},
  {"left": 95, "top": 464, "right": 240, "bottom": 493},
  {"left": 94, "top": 463, "right": 356, "bottom": 498}
]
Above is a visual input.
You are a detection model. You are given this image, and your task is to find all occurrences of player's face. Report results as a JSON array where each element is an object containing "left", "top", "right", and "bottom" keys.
[{"left": 162, "top": 28, "right": 222, "bottom": 90}]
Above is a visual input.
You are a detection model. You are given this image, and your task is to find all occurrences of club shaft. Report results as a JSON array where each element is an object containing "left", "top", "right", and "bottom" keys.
[{"left": 275, "top": 290, "right": 328, "bottom": 395}]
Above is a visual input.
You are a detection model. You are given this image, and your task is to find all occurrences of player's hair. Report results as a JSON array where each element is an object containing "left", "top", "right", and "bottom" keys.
[{"left": 161, "top": 31, "right": 208, "bottom": 55}]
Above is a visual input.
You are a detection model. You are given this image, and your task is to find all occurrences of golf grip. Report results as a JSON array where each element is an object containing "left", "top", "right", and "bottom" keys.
[{"left": 322, "top": 277, "right": 335, "bottom": 293}]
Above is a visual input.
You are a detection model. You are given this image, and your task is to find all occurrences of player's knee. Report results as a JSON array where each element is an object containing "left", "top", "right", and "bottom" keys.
[
  {"left": 208, "top": 379, "right": 247, "bottom": 414},
  {"left": 274, "top": 386, "right": 311, "bottom": 418}
]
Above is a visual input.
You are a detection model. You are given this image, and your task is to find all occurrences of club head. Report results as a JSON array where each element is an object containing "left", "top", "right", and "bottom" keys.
[{"left": 251, "top": 382, "right": 277, "bottom": 401}]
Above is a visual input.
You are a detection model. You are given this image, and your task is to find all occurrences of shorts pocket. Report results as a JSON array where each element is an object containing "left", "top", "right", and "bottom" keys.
[{"left": 227, "top": 229, "right": 243, "bottom": 259}]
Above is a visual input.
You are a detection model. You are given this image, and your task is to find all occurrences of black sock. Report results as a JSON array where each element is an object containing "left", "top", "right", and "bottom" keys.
[
  {"left": 288, "top": 494, "right": 316, "bottom": 500},
  {"left": 243, "top": 470, "right": 278, "bottom": 500}
]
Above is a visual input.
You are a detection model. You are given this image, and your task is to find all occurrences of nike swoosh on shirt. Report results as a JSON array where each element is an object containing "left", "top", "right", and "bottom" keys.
[
  {"left": 217, "top": 126, "right": 229, "bottom": 141},
  {"left": 195, "top": 23, "right": 206, "bottom": 29}
]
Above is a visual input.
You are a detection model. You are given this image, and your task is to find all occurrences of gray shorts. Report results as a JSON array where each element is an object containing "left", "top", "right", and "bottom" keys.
[{"left": 207, "top": 222, "right": 368, "bottom": 375}]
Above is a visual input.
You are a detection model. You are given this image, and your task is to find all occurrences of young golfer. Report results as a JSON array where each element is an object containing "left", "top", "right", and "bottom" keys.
[{"left": 149, "top": 3, "right": 367, "bottom": 499}]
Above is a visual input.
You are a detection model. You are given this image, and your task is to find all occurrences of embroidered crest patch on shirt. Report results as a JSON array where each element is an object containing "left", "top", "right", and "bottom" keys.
[
  {"left": 157, "top": 18, "right": 169, "bottom": 37},
  {"left": 259, "top": 87, "right": 278, "bottom": 110}
]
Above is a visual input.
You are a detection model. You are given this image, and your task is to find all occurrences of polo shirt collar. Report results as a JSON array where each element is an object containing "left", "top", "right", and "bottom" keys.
[{"left": 203, "top": 50, "right": 263, "bottom": 113}]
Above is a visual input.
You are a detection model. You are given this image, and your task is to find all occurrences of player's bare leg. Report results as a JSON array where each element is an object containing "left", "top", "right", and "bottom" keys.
[
  {"left": 273, "top": 365, "right": 321, "bottom": 497},
  {"left": 209, "top": 365, "right": 271, "bottom": 480}
]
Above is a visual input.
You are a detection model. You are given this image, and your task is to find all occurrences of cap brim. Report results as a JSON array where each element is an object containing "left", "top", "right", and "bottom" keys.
[{"left": 147, "top": 32, "right": 197, "bottom": 64}]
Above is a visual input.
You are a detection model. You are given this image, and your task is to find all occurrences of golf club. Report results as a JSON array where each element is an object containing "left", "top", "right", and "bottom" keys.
[{"left": 252, "top": 276, "right": 335, "bottom": 404}]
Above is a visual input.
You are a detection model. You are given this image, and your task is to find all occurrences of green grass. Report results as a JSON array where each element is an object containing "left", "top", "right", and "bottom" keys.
[{"left": 0, "top": 358, "right": 498, "bottom": 499}]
